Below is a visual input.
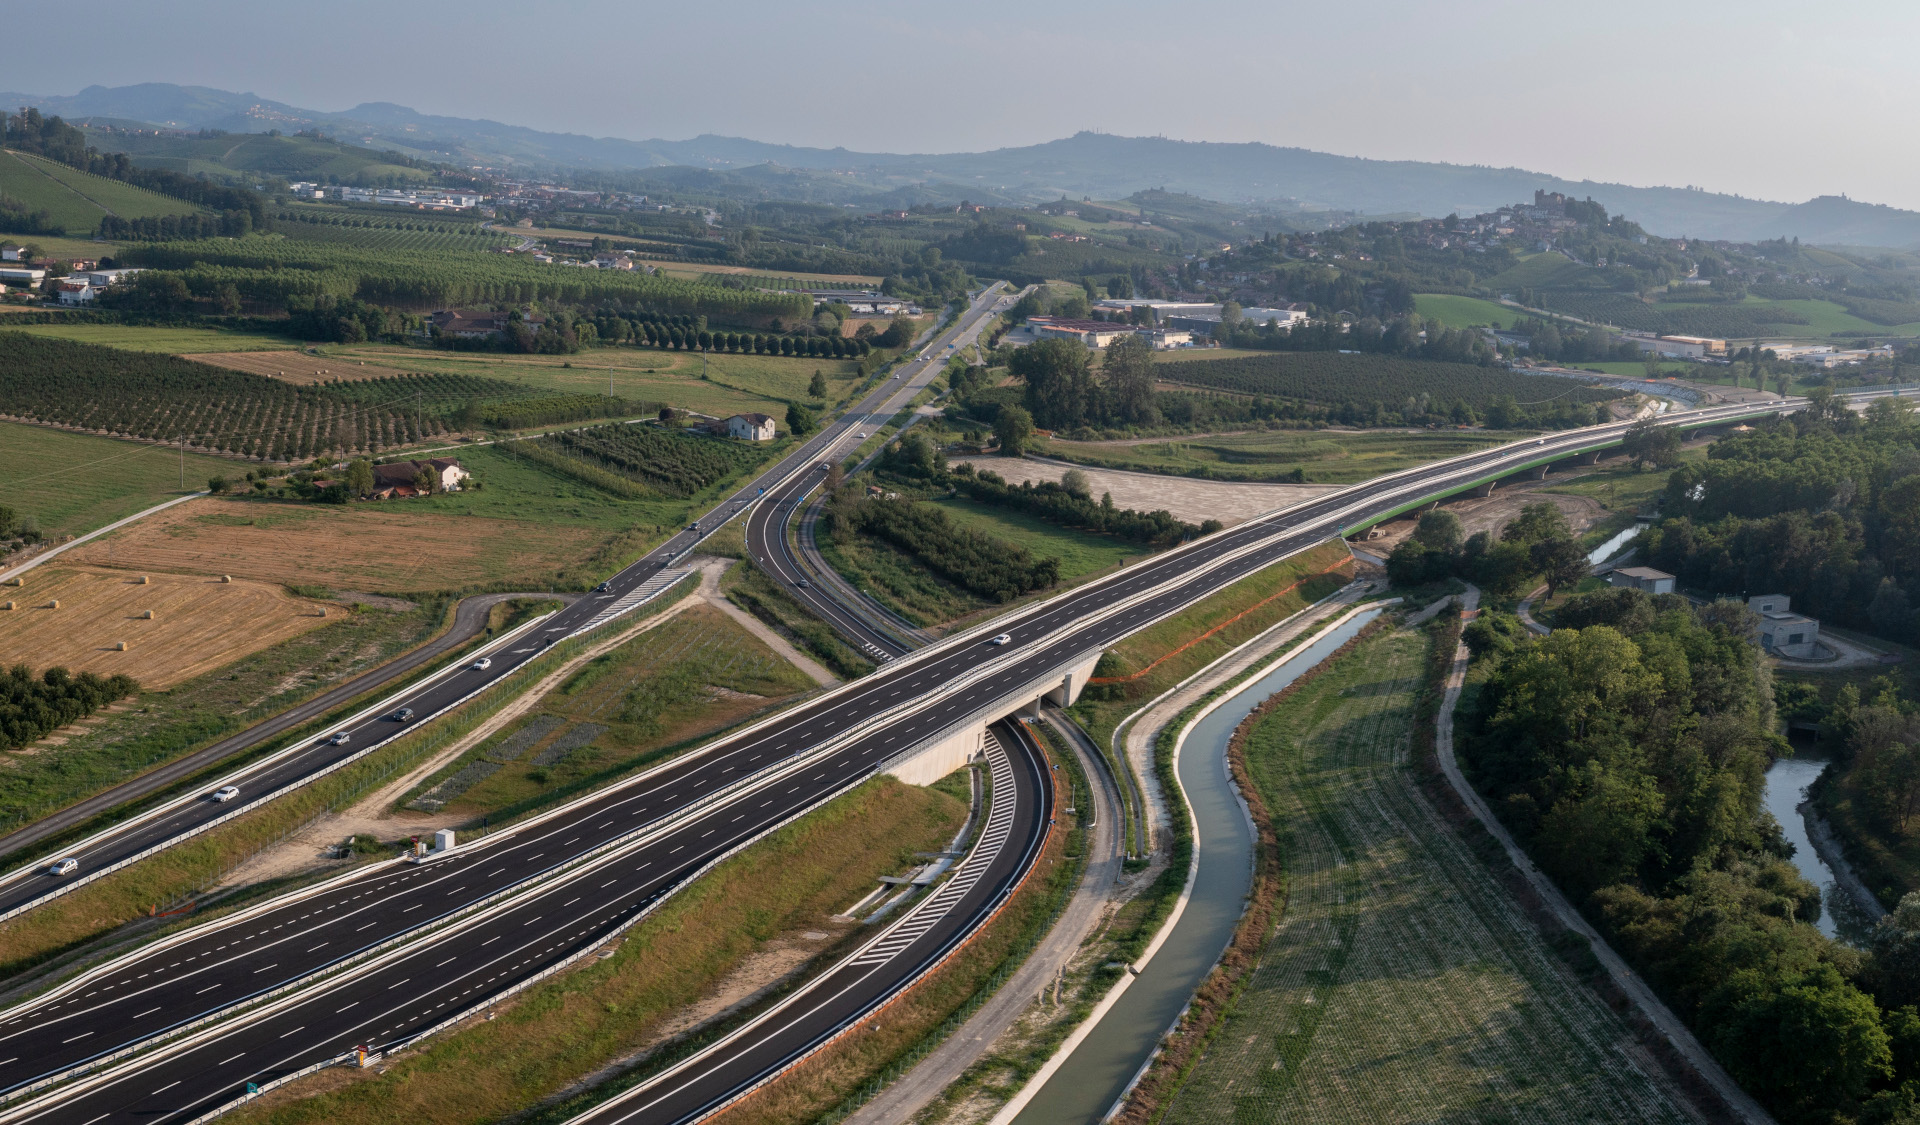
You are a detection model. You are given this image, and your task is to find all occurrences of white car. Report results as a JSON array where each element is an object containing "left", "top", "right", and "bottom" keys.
[
  {"left": 328, "top": 732, "right": 351, "bottom": 746},
  {"left": 472, "top": 657, "right": 492, "bottom": 671},
  {"left": 857, "top": 432, "right": 867, "bottom": 439},
  {"left": 49, "top": 858, "right": 78, "bottom": 876},
  {"left": 212, "top": 785, "right": 241, "bottom": 802},
  {"left": 989, "top": 633, "right": 1013, "bottom": 646}
]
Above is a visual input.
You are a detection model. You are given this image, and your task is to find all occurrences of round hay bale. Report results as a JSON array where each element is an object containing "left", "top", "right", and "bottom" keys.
[
  {"left": 135, "top": 575, "right": 150, "bottom": 585},
  {"left": 46, "top": 599, "right": 59, "bottom": 609},
  {"left": 1, "top": 601, "right": 13, "bottom": 611},
  {"left": 112, "top": 641, "right": 128, "bottom": 651},
  {"left": 139, "top": 609, "right": 154, "bottom": 620},
  {"left": 219, "top": 575, "right": 232, "bottom": 583}
]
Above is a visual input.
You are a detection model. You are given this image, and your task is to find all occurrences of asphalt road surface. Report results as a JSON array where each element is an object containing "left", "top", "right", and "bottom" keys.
[
  {"left": 0, "top": 393, "right": 1876, "bottom": 1125},
  {"left": 0, "top": 285, "right": 1015, "bottom": 925}
]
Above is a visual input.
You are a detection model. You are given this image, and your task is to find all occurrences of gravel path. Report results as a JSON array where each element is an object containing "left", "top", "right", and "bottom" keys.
[{"left": 949, "top": 455, "right": 1340, "bottom": 527}]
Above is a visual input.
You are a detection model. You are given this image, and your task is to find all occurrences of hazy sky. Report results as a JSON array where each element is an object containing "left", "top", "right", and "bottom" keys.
[{"left": 11, "top": 0, "right": 1920, "bottom": 208}]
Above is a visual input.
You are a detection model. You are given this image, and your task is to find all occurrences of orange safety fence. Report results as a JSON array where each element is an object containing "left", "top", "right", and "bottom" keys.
[{"left": 1086, "top": 555, "right": 1355, "bottom": 685}]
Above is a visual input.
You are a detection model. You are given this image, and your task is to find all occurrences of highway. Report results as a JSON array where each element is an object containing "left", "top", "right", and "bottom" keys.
[
  {"left": 0, "top": 391, "right": 1873, "bottom": 1125},
  {"left": 0, "top": 283, "right": 1015, "bottom": 925},
  {"left": 0, "top": 591, "right": 581, "bottom": 867}
]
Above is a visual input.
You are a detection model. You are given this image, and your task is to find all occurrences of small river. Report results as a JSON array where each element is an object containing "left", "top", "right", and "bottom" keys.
[
  {"left": 1012, "top": 607, "right": 1386, "bottom": 1124},
  {"left": 1763, "top": 757, "right": 1877, "bottom": 946}
]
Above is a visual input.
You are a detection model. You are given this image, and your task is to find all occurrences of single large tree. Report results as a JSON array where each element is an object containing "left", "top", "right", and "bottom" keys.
[
  {"left": 1008, "top": 339, "right": 1097, "bottom": 430},
  {"left": 1101, "top": 333, "right": 1157, "bottom": 425},
  {"left": 995, "top": 405, "right": 1034, "bottom": 456}
]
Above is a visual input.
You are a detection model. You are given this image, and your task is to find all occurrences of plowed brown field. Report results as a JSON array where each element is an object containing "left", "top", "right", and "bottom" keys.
[
  {"left": 67, "top": 498, "right": 600, "bottom": 595},
  {"left": 0, "top": 566, "right": 335, "bottom": 688}
]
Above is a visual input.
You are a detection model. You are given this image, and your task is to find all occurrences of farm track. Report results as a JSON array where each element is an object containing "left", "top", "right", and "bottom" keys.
[
  {"left": 0, "top": 590, "right": 580, "bottom": 865},
  {"left": 1163, "top": 631, "right": 1690, "bottom": 1124}
]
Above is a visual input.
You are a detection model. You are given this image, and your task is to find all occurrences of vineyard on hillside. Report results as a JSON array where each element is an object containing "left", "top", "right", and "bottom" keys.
[
  {"left": 1156, "top": 353, "right": 1621, "bottom": 410},
  {"left": 0, "top": 333, "right": 652, "bottom": 461},
  {"left": 117, "top": 236, "right": 813, "bottom": 322},
  {"left": 530, "top": 423, "right": 770, "bottom": 498}
]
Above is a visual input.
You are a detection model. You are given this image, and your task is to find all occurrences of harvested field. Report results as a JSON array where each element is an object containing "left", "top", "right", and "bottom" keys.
[
  {"left": 1161, "top": 629, "right": 1689, "bottom": 1124},
  {"left": 67, "top": 497, "right": 604, "bottom": 595},
  {"left": 949, "top": 455, "right": 1339, "bottom": 526},
  {"left": 184, "top": 351, "right": 417, "bottom": 384},
  {"left": 0, "top": 565, "right": 333, "bottom": 689}
]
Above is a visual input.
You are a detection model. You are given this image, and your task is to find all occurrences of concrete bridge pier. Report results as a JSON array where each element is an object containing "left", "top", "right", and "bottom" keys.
[
  {"left": 1527, "top": 465, "right": 1549, "bottom": 480},
  {"left": 1473, "top": 481, "right": 1498, "bottom": 498},
  {"left": 1574, "top": 450, "right": 1600, "bottom": 465},
  {"left": 885, "top": 651, "right": 1101, "bottom": 786}
]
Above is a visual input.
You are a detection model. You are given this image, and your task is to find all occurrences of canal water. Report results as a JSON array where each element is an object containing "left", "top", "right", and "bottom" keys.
[
  {"left": 1585, "top": 521, "right": 1647, "bottom": 568},
  {"left": 1763, "top": 757, "right": 1877, "bottom": 946},
  {"left": 1013, "top": 606, "right": 1386, "bottom": 1124}
]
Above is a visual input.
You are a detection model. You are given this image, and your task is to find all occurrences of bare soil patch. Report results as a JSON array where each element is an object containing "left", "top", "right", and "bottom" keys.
[
  {"left": 183, "top": 350, "right": 416, "bottom": 384},
  {"left": 951, "top": 455, "right": 1339, "bottom": 527},
  {"left": 1360, "top": 477, "right": 1606, "bottom": 553},
  {"left": 67, "top": 498, "right": 602, "bottom": 594},
  {"left": 0, "top": 565, "right": 334, "bottom": 688}
]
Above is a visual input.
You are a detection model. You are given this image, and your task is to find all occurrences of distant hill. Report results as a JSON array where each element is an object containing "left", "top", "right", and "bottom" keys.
[{"left": 9, "top": 83, "right": 1920, "bottom": 248}]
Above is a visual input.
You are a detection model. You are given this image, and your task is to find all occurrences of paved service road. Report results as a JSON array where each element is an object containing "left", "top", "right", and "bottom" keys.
[
  {"left": 0, "top": 392, "right": 1888, "bottom": 1125},
  {"left": 0, "top": 285, "right": 1014, "bottom": 926}
]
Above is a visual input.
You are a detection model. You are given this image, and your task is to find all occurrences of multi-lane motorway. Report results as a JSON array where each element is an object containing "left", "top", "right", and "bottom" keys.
[
  {"left": 0, "top": 385, "right": 1878, "bottom": 1125},
  {"left": 0, "top": 284, "right": 1016, "bottom": 924}
]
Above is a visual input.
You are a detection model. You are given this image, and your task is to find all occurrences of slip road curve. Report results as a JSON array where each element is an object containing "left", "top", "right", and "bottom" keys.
[
  {"left": 0, "top": 391, "right": 1894, "bottom": 1125},
  {"left": 0, "top": 283, "right": 1014, "bottom": 925}
]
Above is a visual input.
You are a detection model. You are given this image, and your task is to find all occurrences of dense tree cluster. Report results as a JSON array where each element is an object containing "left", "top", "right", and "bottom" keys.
[
  {"left": 0, "top": 192, "right": 59, "bottom": 236},
  {"left": 825, "top": 493, "right": 1057, "bottom": 602},
  {"left": 1459, "top": 589, "right": 1920, "bottom": 1123},
  {"left": 1, "top": 664, "right": 137, "bottom": 752},
  {"left": 1387, "top": 502, "right": 1588, "bottom": 597},
  {"left": 1642, "top": 395, "right": 1920, "bottom": 645}
]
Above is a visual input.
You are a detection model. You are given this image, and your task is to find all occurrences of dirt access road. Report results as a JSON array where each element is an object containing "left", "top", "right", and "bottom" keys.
[{"left": 950, "top": 454, "right": 1340, "bottom": 527}]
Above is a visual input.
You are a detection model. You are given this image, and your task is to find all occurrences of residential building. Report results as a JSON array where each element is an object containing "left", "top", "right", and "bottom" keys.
[
  {"left": 1748, "top": 593, "right": 1820, "bottom": 658},
  {"left": 1607, "top": 566, "right": 1676, "bottom": 595},
  {"left": 727, "top": 413, "right": 777, "bottom": 441},
  {"left": 0, "top": 245, "right": 28, "bottom": 261},
  {"left": 54, "top": 279, "right": 95, "bottom": 305},
  {"left": 369, "top": 458, "right": 470, "bottom": 495},
  {"left": 429, "top": 309, "right": 545, "bottom": 339}
]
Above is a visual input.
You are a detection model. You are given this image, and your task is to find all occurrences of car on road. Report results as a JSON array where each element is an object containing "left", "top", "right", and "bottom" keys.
[
  {"left": 818, "top": 462, "right": 831, "bottom": 470},
  {"left": 595, "top": 582, "right": 612, "bottom": 593},
  {"left": 48, "top": 858, "right": 78, "bottom": 876},
  {"left": 472, "top": 657, "right": 492, "bottom": 671},
  {"left": 391, "top": 707, "right": 415, "bottom": 722},
  {"left": 329, "top": 731, "right": 351, "bottom": 746},
  {"left": 212, "top": 785, "right": 241, "bottom": 802},
  {"left": 796, "top": 579, "right": 811, "bottom": 589},
  {"left": 857, "top": 432, "right": 867, "bottom": 439},
  {"left": 989, "top": 633, "right": 1012, "bottom": 645}
]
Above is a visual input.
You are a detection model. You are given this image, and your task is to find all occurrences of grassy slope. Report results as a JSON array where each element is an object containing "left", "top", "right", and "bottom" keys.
[
  {"left": 223, "top": 777, "right": 965, "bottom": 1125},
  {"left": 1161, "top": 629, "right": 1689, "bottom": 1124},
  {"left": 0, "top": 420, "right": 233, "bottom": 536},
  {"left": 323, "top": 343, "right": 863, "bottom": 417},
  {"left": 2, "top": 323, "right": 298, "bottom": 353},
  {"left": 1413, "top": 293, "right": 1520, "bottom": 329},
  {"left": 421, "top": 603, "right": 817, "bottom": 820},
  {"left": 0, "top": 151, "right": 199, "bottom": 232},
  {"left": 1038, "top": 429, "right": 1514, "bottom": 485}
]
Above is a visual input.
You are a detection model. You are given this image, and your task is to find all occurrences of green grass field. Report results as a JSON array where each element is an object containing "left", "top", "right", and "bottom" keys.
[
  {"left": 327, "top": 344, "right": 863, "bottom": 417},
  {"left": 0, "top": 150, "right": 199, "bottom": 234},
  {"left": 1040, "top": 429, "right": 1516, "bottom": 485},
  {"left": 1413, "top": 293, "right": 1520, "bottom": 329},
  {"left": 1486, "top": 252, "right": 1593, "bottom": 290},
  {"left": 2, "top": 323, "right": 298, "bottom": 353},
  {"left": 0, "top": 420, "right": 234, "bottom": 536},
  {"left": 1162, "top": 629, "right": 1691, "bottom": 1124},
  {"left": 1714, "top": 295, "right": 1920, "bottom": 337},
  {"left": 418, "top": 602, "right": 816, "bottom": 819},
  {"left": 0, "top": 234, "right": 128, "bottom": 259},
  {"left": 931, "top": 497, "right": 1134, "bottom": 579}
]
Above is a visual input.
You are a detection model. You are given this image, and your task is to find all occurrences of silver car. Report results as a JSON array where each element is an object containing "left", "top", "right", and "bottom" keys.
[{"left": 49, "top": 858, "right": 78, "bottom": 876}]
